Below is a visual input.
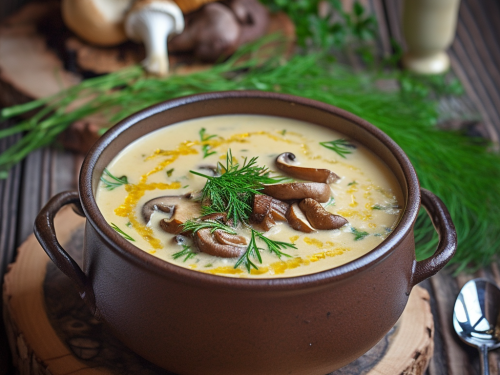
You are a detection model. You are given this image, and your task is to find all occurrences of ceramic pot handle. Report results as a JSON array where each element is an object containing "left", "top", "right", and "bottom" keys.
[
  {"left": 411, "top": 188, "right": 457, "bottom": 286},
  {"left": 34, "top": 190, "right": 97, "bottom": 315}
]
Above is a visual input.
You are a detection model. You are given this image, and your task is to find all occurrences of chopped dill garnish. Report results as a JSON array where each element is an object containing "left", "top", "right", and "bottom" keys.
[
  {"left": 351, "top": 227, "right": 369, "bottom": 241},
  {"left": 372, "top": 205, "right": 383, "bottom": 210},
  {"left": 324, "top": 196, "right": 335, "bottom": 207},
  {"left": 281, "top": 129, "right": 287, "bottom": 136},
  {"left": 110, "top": 223, "right": 135, "bottom": 241},
  {"left": 253, "top": 230, "right": 296, "bottom": 258},
  {"left": 173, "top": 245, "right": 197, "bottom": 262},
  {"left": 182, "top": 219, "right": 237, "bottom": 234},
  {"left": 125, "top": 221, "right": 132, "bottom": 227},
  {"left": 348, "top": 181, "right": 357, "bottom": 186},
  {"left": 204, "top": 263, "right": 213, "bottom": 268},
  {"left": 199, "top": 127, "right": 217, "bottom": 158},
  {"left": 166, "top": 168, "right": 174, "bottom": 177},
  {"left": 100, "top": 168, "right": 128, "bottom": 190},
  {"left": 182, "top": 185, "right": 189, "bottom": 188},
  {"left": 234, "top": 230, "right": 261, "bottom": 271},
  {"left": 190, "top": 150, "right": 289, "bottom": 225},
  {"left": 320, "top": 139, "right": 355, "bottom": 158},
  {"left": 235, "top": 229, "right": 296, "bottom": 272}
]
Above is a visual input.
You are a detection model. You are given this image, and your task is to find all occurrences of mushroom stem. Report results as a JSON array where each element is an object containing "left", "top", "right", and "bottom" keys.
[{"left": 125, "top": 0, "right": 184, "bottom": 76}]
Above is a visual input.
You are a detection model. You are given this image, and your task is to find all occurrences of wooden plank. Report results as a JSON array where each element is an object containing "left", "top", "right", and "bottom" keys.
[
  {"left": 448, "top": 47, "right": 500, "bottom": 143},
  {"left": 430, "top": 270, "right": 474, "bottom": 375},
  {"left": 453, "top": 2, "right": 500, "bottom": 137},
  {"left": 0, "top": 120, "right": 21, "bottom": 375}
]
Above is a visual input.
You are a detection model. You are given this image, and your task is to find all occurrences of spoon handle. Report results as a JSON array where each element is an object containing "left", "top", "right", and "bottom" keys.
[{"left": 479, "top": 345, "right": 490, "bottom": 375}]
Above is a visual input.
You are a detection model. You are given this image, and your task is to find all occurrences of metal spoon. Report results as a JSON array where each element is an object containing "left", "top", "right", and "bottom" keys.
[{"left": 453, "top": 278, "right": 500, "bottom": 375}]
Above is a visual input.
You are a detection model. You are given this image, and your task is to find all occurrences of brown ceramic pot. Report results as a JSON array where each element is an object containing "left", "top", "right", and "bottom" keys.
[{"left": 34, "top": 91, "right": 456, "bottom": 375}]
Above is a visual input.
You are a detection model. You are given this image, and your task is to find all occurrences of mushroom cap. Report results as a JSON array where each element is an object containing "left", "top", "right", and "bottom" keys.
[
  {"left": 270, "top": 199, "right": 289, "bottom": 221},
  {"left": 172, "top": 0, "right": 218, "bottom": 14},
  {"left": 62, "top": 0, "right": 131, "bottom": 46},
  {"left": 299, "top": 198, "right": 348, "bottom": 230},
  {"left": 250, "top": 194, "right": 273, "bottom": 223},
  {"left": 127, "top": 0, "right": 185, "bottom": 38},
  {"left": 262, "top": 182, "right": 331, "bottom": 203},
  {"left": 168, "top": 2, "right": 240, "bottom": 61},
  {"left": 194, "top": 228, "right": 246, "bottom": 258},
  {"left": 213, "top": 230, "right": 247, "bottom": 246},
  {"left": 251, "top": 194, "right": 289, "bottom": 226},
  {"left": 275, "top": 152, "right": 340, "bottom": 184},
  {"left": 286, "top": 203, "right": 315, "bottom": 233}
]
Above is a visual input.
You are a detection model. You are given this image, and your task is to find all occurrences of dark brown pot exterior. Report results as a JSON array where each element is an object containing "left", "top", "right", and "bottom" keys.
[{"left": 34, "top": 91, "right": 457, "bottom": 375}]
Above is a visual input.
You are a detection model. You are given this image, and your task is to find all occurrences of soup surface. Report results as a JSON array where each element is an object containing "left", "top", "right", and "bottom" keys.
[{"left": 96, "top": 115, "right": 403, "bottom": 278}]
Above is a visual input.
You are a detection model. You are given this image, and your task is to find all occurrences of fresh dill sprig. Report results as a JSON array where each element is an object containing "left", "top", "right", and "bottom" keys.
[
  {"left": 199, "top": 127, "right": 217, "bottom": 158},
  {"left": 182, "top": 219, "right": 237, "bottom": 234},
  {"left": 190, "top": 150, "right": 288, "bottom": 225},
  {"left": 320, "top": 139, "right": 355, "bottom": 158},
  {"left": 253, "top": 230, "right": 296, "bottom": 258},
  {"left": 351, "top": 227, "right": 369, "bottom": 241},
  {"left": 101, "top": 168, "right": 129, "bottom": 190},
  {"left": 234, "top": 229, "right": 296, "bottom": 272},
  {"left": 173, "top": 245, "right": 197, "bottom": 262},
  {"left": 324, "top": 197, "right": 335, "bottom": 208},
  {"left": 235, "top": 230, "right": 261, "bottom": 272},
  {"left": 110, "top": 223, "right": 135, "bottom": 241}
]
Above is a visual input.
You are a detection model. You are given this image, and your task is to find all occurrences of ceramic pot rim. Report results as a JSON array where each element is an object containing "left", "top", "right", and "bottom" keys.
[{"left": 79, "top": 91, "right": 420, "bottom": 290}]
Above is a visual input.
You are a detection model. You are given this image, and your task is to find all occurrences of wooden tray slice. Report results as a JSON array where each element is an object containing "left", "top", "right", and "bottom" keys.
[{"left": 3, "top": 207, "right": 434, "bottom": 375}]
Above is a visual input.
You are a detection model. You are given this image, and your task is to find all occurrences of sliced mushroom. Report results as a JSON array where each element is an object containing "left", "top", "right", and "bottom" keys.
[
  {"left": 197, "top": 164, "right": 219, "bottom": 177},
  {"left": 61, "top": 0, "right": 132, "bottom": 46},
  {"left": 142, "top": 195, "right": 201, "bottom": 234},
  {"left": 194, "top": 228, "right": 246, "bottom": 258},
  {"left": 262, "top": 182, "right": 331, "bottom": 203},
  {"left": 270, "top": 199, "right": 289, "bottom": 221},
  {"left": 299, "top": 198, "right": 348, "bottom": 230},
  {"left": 286, "top": 203, "right": 315, "bottom": 233},
  {"left": 251, "top": 194, "right": 273, "bottom": 223},
  {"left": 143, "top": 196, "right": 177, "bottom": 222},
  {"left": 213, "top": 230, "right": 247, "bottom": 246},
  {"left": 259, "top": 212, "right": 276, "bottom": 232},
  {"left": 276, "top": 152, "right": 339, "bottom": 183},
  {"left": 251, "top": 194, "right": 289, "bottom": 223}
]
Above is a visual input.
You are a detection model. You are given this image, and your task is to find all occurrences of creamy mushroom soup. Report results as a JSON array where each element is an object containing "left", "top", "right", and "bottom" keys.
[{"left": 96, "top": 115, "right": 403, "bottom": 278}]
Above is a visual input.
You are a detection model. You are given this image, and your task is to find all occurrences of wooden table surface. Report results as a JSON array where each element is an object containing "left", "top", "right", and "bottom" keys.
[{"left": 1, "top": 0, "right": 500, "bottom": 374}]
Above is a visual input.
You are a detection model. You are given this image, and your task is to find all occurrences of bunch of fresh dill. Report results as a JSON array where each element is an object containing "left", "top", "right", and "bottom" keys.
[
  {"left": 1, "top": 41, "right": 499, "bottom": 271},
  {"left": 190, "top": 150, "right": 288, "bottom": 225}
]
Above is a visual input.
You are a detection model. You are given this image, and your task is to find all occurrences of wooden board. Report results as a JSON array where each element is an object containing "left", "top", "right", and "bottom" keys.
[
  {"left": 0, "top": 1, "right": 295, "bottom": 155},
  {"left": 3, "top": 206, "right": 434, "bottom": 375}
]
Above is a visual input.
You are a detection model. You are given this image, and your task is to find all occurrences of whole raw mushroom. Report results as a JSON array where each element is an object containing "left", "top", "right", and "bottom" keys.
[
  {"left": 62, "top": 0, "right": 133, "bottom": 46},
  {"left": 125, "top": 0, "right": 185, "bottom": 76}
]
